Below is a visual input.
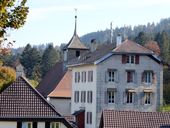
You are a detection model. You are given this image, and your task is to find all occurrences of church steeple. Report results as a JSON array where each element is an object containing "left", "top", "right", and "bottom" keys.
[{"left": 74, "top": 8, "right": 77, "bottom": 35}]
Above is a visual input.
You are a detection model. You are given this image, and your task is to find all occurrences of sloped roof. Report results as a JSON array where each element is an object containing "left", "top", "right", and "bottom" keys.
[
  {"left": 63, "top": 34, "right": 88, "bottom": 50},
  {"left": 37, "top": 62, "right": 66, "bottom": 98},
  {"left": 68, "top": 43, "right": 115, "bottom": 66},
  {"left": 100, "top": 110, "right": 170, "bottom": 128},
  {"left": 48, "top": 70, "right": 72, "bottom": 98},
  {"left": 0, "top": 76, "right": 60, "bottom": 118},
  {"left": 113, "top": 39, "right": 153, "bottom": 54}
]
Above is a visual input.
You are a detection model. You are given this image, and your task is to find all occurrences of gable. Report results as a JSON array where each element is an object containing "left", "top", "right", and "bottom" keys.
[{"left": 0, "top": 77, "right": 60, "bottom": 118}]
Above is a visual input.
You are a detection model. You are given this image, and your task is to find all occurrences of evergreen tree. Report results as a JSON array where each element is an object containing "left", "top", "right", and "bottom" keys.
[
  {"left": 135, "top": 32, "right": 150, "bottom": 45},
  {"left": 20, "top": 44, "right": 42, "bottom": 80},
  {"left": 41, "top": 44, "right": 59, "bottom": 77}
]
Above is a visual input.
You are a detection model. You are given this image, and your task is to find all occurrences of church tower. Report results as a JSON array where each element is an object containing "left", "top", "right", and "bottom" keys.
[{"left": 63, "top": 9, "right": 89, "bottom": 63}]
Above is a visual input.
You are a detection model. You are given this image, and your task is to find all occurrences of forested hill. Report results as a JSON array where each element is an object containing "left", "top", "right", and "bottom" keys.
[{"left": 80, "top": 17, "right": 170, "bottom": 45}]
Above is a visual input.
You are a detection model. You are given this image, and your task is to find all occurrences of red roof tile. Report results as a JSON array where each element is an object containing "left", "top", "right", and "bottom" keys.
[
  {"left": 100, "top": 110, "right": 170, "bottom": 128},
  {"left": 113, "top": 39, "right": 153, "bottom": 54},
  {"left": 0, "top": 76, "right": 60, "bottom": 118},
  {"left": 48, "top": 70, "right": 72, "bottom": 98}
]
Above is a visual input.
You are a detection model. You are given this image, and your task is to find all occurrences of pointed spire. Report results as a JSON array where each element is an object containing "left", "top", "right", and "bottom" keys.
[{"left": 74, "top": 8, "right": 77, "bottom": 35}]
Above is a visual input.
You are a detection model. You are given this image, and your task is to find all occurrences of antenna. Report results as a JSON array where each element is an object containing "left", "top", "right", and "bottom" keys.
[
  {"left": 110, "top": 21, "right": 113, "bottom": 43},
  {"left": 74, "top": 8, "right": 77, "bottom": 35}
]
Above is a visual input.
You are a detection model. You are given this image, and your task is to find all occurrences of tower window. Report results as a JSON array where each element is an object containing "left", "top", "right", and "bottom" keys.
[{"left": 76, "top": 50, "right": 80, "bottom": 57}]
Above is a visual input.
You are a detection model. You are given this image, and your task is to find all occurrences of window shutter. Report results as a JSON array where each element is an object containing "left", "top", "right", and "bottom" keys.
[
  {"left": 33, "top": 122, "right": 37, "bottom": 128},
  {"left": 122, "top": 55, "right": 126, "bottom": 64},
  {"left": 135, "top": 55, "right": 139, "bottom": 64},
  {"left": 105, "top": 71, "right": 108, "bottom": 83},
  {"left": 134, "top": 93, "right": 138, "bottom": 105},
  {"left": 45, "top": 122, "right": 50, "bottom": 128},
  {"left": 141, "top": 72, "right": 144, "bottom": 83},
  {"left": 140, "top": 93, "right": 145, "bottom": 105},
  {"left": 17, "top": 122, "right": 22, "bottom": 128},
  {"left": 123, "top": 92, "right": 127, "bottom": 104},
  {"left": 105, "top": 91, "right": 108, "bottom": 104},
  {"left": 152, "top": 72, "right": 157, "bottom": 84}
]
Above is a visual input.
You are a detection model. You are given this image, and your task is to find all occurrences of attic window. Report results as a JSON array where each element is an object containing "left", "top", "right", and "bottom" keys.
[{"left": 76, "top": 50, "right": 80, "bottom": 57}]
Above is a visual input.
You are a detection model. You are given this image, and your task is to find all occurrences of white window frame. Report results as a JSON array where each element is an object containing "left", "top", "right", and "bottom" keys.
[
  {"left": 144, "top": 93, "right": 151, "bottom": 105},
  {"left": 81, "top": 91, "right": 86, "bottom": 103},
  {"left": 108, "top": 70, "right": 115, "bottom": 82},
  {"left": 50, "top": 122, "right": 60, "bottom": 128},
  {"left": 107, "top": 90, "right": 115, "bottom": 103},
  {"left": 126, "top": 55, "right": 135, "bottom": 64},
  {"left": 88, "top": 70, "right": 93, "bottom": 82},
  {"left": 74, "top": 91, "right": 79, "bottom": 103},
  {"left": 143, "top": 71, "right": 153, "bottom": 84},
  {"left": 126, "top": 92, "right": 133, "bottom": 104},
  {"left": 22, "top": 122, "right": 32, "bottom": 128},
  {"left": 87, "top": 91, "right": 93, "bottom": 103},
  {"left": 81, "top": 71, "right": 86, "bottom": 83},
  {"left": 75, "top": 72, "right": 80, "bottom": 83},
  {"left": 86, "top": 112, "right": 92, "bottom": 124}
]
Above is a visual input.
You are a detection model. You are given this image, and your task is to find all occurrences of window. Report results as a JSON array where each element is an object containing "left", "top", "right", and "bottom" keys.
[
  {"left": 108, "top": 70, "right": 115, "bottom": 82},
  {"left": 142, "top": 71, "right": 153, "bottom": 84},
  {"left": 50, "top": 122, "right": 59, "bottom": 128},
  {"left": 22, "top": 122, "right": 32, "bottom": 128},
  {"left": 144, "top": 93, "right": 151, "bottom": 104},
  {"left": 88, "top": 71, "right": 93, "bottom": 82},
  {"left": 81, "top": 91, "right": 86, "bottom": 103},
  {"left": 87, "top": 91, "right": 93, "bottom": 103},
  {"left": 126, "top": 92, "right": 133, "bottom": 103},
  {"left": 76, "top": 50, "right": 80, "bottom": 57},
  {"left": 81, "top": 71, "right": 86, "bottom": 83},
  {"left": 87, "top": 112, "right": 92, "bottom": 124},
  {"left": 122, "top": 55, "right": 139, "bottom": 64},
  {"left": 75, "top": 72, "right": 80, "bottom": 83},
  {"left": 127, "top": 71, "right": 135, "bottom": 83},
  {"left": 74, "top": 91, "right": 79, "bottom": 103},
  {"left": 107, "top": 90, "right": 115, "bottom": 103}
]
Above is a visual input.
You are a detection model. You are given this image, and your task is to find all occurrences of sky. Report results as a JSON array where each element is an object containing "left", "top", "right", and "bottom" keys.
[{"left": 9, "top": 0, "right": 170, "bottom": 48}]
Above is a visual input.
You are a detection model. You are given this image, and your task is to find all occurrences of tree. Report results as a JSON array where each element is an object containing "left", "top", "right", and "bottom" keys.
[
  {"left": 0, "top": 0, "right": 29, "bottom": 55},
  {"left": 135, "top": 32, "right": 150, "bottom": 45},
  {"left": 41, "top": 44, "right": 59, "bottom": 77},
  {"left": 0, "top": 66, "right": 16, "bottom": 92},
  {"left": 20, "top": 44, "right": 42, "bottom": 80}
]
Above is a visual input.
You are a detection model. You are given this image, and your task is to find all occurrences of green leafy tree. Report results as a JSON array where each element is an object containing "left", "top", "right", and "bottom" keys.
[
  {"left": 41, "top": 44, "right": 59, "bottom": 77},
  {"left": 0, "top": 66, "right": 16, "bottom": 92},
  {"left": 0, "top": 0, "right": 29, "bottom": 54},
  {"left": 20, "top": 44, "right": 42, "bottom": 80},
  {"left": 135, "top": 32, "right": 150, "bottom": 45}
]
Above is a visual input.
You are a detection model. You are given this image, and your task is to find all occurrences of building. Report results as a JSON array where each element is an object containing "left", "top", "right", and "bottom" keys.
[
  {"left": 48, "top": 70, "right": 72, "bottom": 116},
  {"left": 13, "top": 59, "right": 25, "bottom": 78},
  {"left": 37, "top": 13, "right": 89, "bottom": 119},
  {"left": 0, "top": 76, "right": 73, "bottom": 128},
  {"left": 68, "top": 39, "right": 163, "bottom": 128},
  {"left": 99, "top": 110, "right": 170, "bottom": 128}
]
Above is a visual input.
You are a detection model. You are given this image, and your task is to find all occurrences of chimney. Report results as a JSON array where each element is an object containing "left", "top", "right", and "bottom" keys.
[
  {"left": 116, "top": 34, "right": 122, "bottom": 46},
  {"left": 91, "top": 39, "right": 97, "bottom": 52}
]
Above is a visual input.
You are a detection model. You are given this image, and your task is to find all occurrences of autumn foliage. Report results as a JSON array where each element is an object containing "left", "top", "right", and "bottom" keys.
[{"left": 0, "top": 66, "right": 16, "bottom": 92}]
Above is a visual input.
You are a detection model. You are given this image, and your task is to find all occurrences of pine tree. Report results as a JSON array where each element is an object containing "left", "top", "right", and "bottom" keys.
[{"left": 41, "top": 44, "right": 59, "bottom": 77}]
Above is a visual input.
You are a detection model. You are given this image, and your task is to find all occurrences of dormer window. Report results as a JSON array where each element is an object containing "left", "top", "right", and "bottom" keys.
[
  {"left": 122, "top": 55, "right": 139, "bottom": 64},
  {"left": 76, "top": 50, "right": 80, "bottom": 57}
]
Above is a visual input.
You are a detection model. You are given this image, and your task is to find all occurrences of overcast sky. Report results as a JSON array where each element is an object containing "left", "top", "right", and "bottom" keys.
[{"left": 9, "top": 0, "right": 170, "bottom": 48}]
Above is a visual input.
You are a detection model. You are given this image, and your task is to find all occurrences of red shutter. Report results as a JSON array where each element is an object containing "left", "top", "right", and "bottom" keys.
[
  {"left": 135, "top": 55, "right": 139, "bottom": 64},
  {"left": 122, "top": 55, "right": 126, "bottom": 64}
]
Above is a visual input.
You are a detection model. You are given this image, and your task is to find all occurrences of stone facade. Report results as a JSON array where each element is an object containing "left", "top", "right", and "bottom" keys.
[{"left": 71, "top": 54, "right": 163, "bottom": 128}]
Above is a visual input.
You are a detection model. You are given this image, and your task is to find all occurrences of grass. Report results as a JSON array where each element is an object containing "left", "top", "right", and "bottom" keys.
[{"left": 159, "top": 105, "right": 170, "bottom": 112}]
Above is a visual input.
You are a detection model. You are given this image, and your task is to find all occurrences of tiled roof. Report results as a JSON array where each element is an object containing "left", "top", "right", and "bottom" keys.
[
  {"left": 113, "top": 39, "right": 153, "bottom": 54},
  {"left": 48, "top": 70, "right": 72, "bottom": 98},
  {"left": 100, "top": 110, "right": 170, "bottom": 128},
  {"left": 37, "top": 62, "right": 66, "bottom": 98},
  {"left": 63, "top": 34, "right": 88, "bottom": 50},
  {"left": 68, "top": 43, "right": 115, "bottom": 66},
  {"left": 0, "top": 76, "right": 60, "bottom": 118}
]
